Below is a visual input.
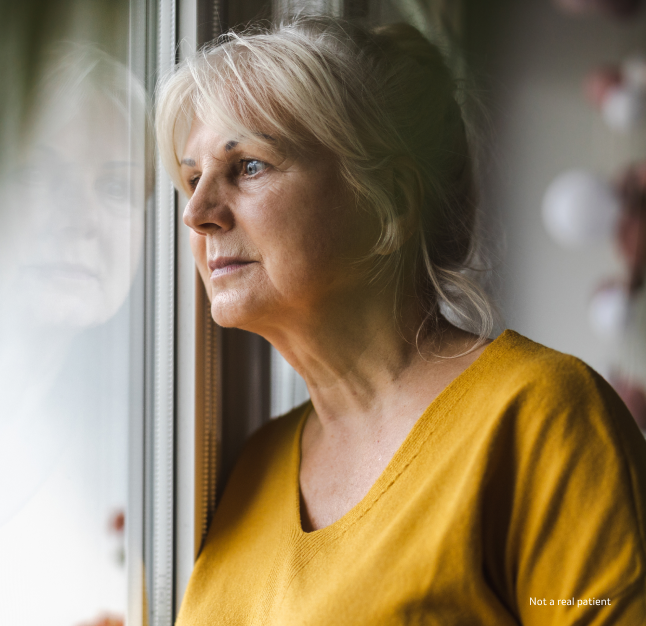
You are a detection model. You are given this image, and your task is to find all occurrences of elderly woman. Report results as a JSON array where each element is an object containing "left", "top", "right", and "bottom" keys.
[{"left": 156, "top": 17, "right": 646, "bottom": 626}]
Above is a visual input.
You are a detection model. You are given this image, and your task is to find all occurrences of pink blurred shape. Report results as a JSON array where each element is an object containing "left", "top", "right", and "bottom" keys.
[
  {"left": 585, "top": 65, "right": 622, "bottom": 107},
  {"left": 616, "top": 162, "right": 646, "bottom": 290},
  {"left": 610, "top": 376, "right": 646, "bottom": 429}
]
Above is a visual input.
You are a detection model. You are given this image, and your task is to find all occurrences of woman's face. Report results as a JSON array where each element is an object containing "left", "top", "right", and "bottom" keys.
[{"left": 181, "top": 119, "right": 380, "bottom": 331}]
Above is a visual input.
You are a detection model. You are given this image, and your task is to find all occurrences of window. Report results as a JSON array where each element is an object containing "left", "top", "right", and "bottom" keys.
[{"left": 0, "top": 2, "right": 456, "bottom": 625}]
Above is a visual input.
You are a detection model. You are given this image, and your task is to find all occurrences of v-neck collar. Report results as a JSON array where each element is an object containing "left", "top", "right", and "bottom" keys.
[{"left": 289, "top": 329, "right": 515, "bottom": 543}]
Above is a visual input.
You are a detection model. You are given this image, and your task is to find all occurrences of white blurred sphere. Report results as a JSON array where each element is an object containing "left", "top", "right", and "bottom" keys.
[
  {"left": 588, "top": 283, "right": 629, "bottom": 340},
  {"left": 542, "top": 170, "right": 620, "bottom": 247},
  {"left": 602, "top": 85, "right": 646, "bottom": 132}
]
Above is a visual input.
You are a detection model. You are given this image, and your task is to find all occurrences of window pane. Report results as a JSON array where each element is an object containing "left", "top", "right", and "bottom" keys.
[{"left": 0, "top": 3, "right": 147, "bottom": 625}]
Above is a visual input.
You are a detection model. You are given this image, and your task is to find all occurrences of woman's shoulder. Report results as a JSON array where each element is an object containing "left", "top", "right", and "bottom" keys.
[
  {"left": 481, "top": 329, "right": 622, "bottom": 409},
  {"left": 479, "top": 331, "right": 646, "bottom": 495},
  {"left": 486, "top": 328, "right": 600, "bottom": 382},
  {"left": 471, "top": 332, "right": 646, "bottom": 621},
  {"left": 468, "top": 330, "right": 645, "bottom": 461},
  {"left": 214, "top": 402, "right": 310, "bottom": 520}
]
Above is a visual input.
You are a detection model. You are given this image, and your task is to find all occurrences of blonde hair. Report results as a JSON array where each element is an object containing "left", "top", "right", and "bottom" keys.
[{"left": 156, "top": 16, "right": 495, "bottom": 345}]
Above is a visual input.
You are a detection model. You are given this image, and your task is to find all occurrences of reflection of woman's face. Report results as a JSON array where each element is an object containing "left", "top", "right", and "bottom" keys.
[
  {"left": 181, "top": 119, "right": 380, "bottom": 332},
  {"left": 1, "top": 90, "right": 144, "bottom": 328}
]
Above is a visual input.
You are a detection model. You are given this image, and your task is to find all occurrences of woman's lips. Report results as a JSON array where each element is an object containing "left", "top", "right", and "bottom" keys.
[
  {"left": 208, "top": 257, "right": 256, "bottom": 279},
  {"left": 22, "top": 263, "right": 100, "bottom": 282}
]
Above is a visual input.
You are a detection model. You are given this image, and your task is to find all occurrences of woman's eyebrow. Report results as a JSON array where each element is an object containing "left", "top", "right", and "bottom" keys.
[
  {"left": 225, "top": 134, "right": 276, "bottom": 151},
  {"left": 180, "top": 135, "right": 276, "bottom": 161}
]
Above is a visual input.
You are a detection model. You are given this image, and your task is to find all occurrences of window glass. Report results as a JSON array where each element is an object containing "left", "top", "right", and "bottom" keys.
[
  {"left": 270, "top": 346, "right": 309, "bottom": 418},
  {"left": 0, "top": 4, "right": 147, "bottom": 625}
]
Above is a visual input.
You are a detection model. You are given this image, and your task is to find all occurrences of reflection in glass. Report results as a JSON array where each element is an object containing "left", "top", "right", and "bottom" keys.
[{"left": 0, "top": 41, "right": 146, "bottom": 626}]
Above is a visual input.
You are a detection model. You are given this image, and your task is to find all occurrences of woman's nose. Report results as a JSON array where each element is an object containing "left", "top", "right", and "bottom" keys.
[
  {"left": 49, "top": 169, "right": 101, "bottom": 238},
  {"left": 183, "top": 180, "right": 234, "bottom": 235}
]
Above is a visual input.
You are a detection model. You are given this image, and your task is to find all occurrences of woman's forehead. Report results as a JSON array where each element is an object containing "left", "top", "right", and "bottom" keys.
[{"left": 182, "top": 118, "right": 285, "bottom": 163}]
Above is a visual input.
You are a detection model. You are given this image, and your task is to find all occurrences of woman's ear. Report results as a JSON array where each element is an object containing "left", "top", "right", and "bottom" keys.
[{"left": 377, "top": 157, "right": 422, "bottom": 255}]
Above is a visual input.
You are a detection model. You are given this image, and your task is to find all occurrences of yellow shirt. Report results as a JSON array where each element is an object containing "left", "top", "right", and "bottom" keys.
[{"left": 176, "top": 330, "right": 646, "bottom": 625}]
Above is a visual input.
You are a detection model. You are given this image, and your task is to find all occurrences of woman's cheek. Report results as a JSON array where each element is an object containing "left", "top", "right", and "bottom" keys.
[{"left": 189, "top": 229, "right": 212, "bottom": 302}]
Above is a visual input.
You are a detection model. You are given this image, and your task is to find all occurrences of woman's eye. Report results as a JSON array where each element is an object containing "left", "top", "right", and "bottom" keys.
[
  {"left": 241, "top": 160, "right": 267, "bottom": 177},
  {"left": 95, "top": 175, "right": 129, "bottom": 203},
  {"left": 188, "top": 175, "right": 200, "bottom": 190}
]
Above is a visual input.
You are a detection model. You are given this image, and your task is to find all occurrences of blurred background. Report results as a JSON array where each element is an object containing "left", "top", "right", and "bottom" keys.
[
  {"left": 465, "top": 0, "right": 646, "bottom": 430},
  {"left": 0, "top": 1, "right": 644, "bottom": 625}
]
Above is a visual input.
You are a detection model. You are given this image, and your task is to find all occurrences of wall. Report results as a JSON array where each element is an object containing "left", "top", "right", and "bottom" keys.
[{"left": 466, "top": 0, "right": 646, "bottom": 375}]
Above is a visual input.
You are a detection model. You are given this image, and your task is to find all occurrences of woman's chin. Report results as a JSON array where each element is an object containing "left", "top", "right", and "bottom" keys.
[{"left": 210, "top": 293, "right": 264, "bottom": 330}]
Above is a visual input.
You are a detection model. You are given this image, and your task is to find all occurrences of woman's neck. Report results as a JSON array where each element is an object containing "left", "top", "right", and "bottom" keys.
[{"left": 254, "top": 287, "right": 483, "bottom": 434}]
